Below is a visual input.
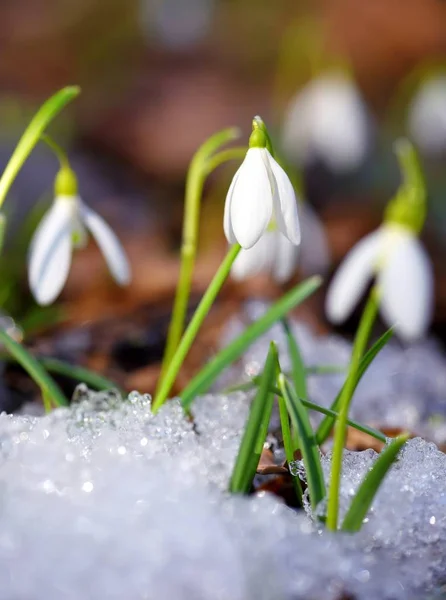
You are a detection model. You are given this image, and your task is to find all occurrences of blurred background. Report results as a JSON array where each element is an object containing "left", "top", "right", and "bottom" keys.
[{"left": 1, "top": 0, "right": 446, "bottom": 408}]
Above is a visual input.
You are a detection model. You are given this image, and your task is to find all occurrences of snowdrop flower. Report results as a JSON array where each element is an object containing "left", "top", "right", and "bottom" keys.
[
  {"left": 231, "top": 201, "right": 330, "bottom": 282},
  {"left": 224, "top": 116, "right": 301, "bottom": 250},
  {"left": 408, "top": 75, "right": 446, "bottom": 155},
  {"left": 282, "top": 73, "right": 370, "bottom": 174},
  {"left": 326, "top": 140, "right": 433, "bottom": 341},
  {"left": 231, "top": 227, "right": 299, "bottom": 283},
  {"left": 28, "top": 166, "right": 131, "bottom": 305}
]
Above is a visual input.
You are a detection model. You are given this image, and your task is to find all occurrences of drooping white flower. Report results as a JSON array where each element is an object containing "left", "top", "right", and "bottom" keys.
[
  {"left": 326, "top": 138, "right": 433, "bottom": 341},
  {"left": 230, "top": 201, "right": 330, "bottom": 282},
  {"left": 408, "top": 75, "right": 446, "bottom": 155},
  {"left": 231, "top": 228, "right": 299, "bottom": 283},
  {"left": 282, "top": 73, "right": 370, "bottom": 174},
  {"left": 224, "top": 119, "right": 301, "bottom": 250},
  {"left": 28, "top": 194, "right": 131, "bottom": 305},
  {"left": 325, "top": 224, "right": 433, "bottom": 341}
]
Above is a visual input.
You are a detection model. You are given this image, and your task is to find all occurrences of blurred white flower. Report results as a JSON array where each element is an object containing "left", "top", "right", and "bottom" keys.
[
  {"left": 231, "top": 228, "right": 299, "bottom": 283},
  {"left": 299, "top": 202, "right": 331, "bottom": 276},
  {"left": 408, "top": 76, "right": 446, "bottom": 155},
  {"left": 282, "top": 73, "right": 370, "bottom": 174},
  {"left": 139, "top": 0, "right": 215, "bottom": 50},
  {"left": 325, "top": 224, "right": 433, "bottom": 341},
  {"left": 224, "top": 147, "right": 301, "bottom": 249},
  {"left": 28, "top": 195, "right": 131, "bottom": 306}
]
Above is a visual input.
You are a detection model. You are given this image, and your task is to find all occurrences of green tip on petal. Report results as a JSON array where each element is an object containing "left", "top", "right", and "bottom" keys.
[
  {"left": 249, "top": 115, "right": 274, "bottom": 155},
  {"left": 384, "top": 138, "right": 426, "bottom": 234},
  {"left": 54, "top": 166, "right": 78, "bottom": 196}
]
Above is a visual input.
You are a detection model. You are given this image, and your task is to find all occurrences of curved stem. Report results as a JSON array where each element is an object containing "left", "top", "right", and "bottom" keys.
[
  {"left": 0, "top": 86, "right": 80, "bottom": 209},
  {"left": 152, "top": 243, "right": 241, "bottom": 412},
  {"left": 156, "top": 128, "right": 241, "bottom": 391},
  {"left": 204, "top": 147, "right": 246, "bottom": 176},
  {"left": 41, "top": 134, "right": 70, "bottom": 169},
  {"left": 326, "top": 288, "right": 380, "bottom": 531}
]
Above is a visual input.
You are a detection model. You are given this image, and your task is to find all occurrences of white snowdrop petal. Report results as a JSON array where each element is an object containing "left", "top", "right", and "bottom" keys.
[
  {"left": 272, "top": 231, "right": 299, "bottom": 283},
  {"left": 266, "top": 151, "right": 301, "bottom": 245},
  {"left": 28, "top": 199, "right": 74, "bottom": 306},
  {"left": 379, "top": 233, "right": 433, "bottom": 341},
  {"left": 408, "top": 77, "right": 446, "bottom": 155},
  {"left": 325, "top": 229, "right": 382, "bottom": 323},
  {"left": 298, "top": 202, "right": 331, "bottom": 276},
  {"left": 281, "top": 87, "right": 313, "bottom": 165},
  {"left": 223, "top": 165, "right": 241, "bottom": 244},
  {"left": 81, "top": 204, "right": 131, "bottom": 285},
  {"left": 230, "top": 148, "right": 273, "bottom": 248},
  {"left": 282, "top": 74, "right": 369, "bottom": 173},
  {"left": 230, "top": 233, "right": 274, "bottom": 280}
]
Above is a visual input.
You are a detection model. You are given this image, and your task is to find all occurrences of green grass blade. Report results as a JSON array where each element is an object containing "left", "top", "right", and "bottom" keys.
[
  {"left": 229, "top": 343, "right": 277, "bottom": 494},
  {"left": 277, "top": 392, "right": 303, "bottom": 501},
  {"left": 181, "top": 276, "right": 322, "bottom": 409},
  {"left": 225, "top": 378, "right": 386, "bottom": 443},
  {"left": 282, "top": 318, "right": 307, "bottom": 400},
  {"left": 316, "top": 328, "right": 394, "bottom": 445},
  {"left": 0, "top": 354, "right": 123, "bottom": 395},
  {"left": 37, "top": 357, "right": 123, "bottom": 394},
  {"left": 341, "top": 433, "right": 409, "bottom": 532},
  {"left": 306, "top": 365, "right": 346, "bottom": 375},
  {"left": 0, "top": 86, "right": 80, "bottom": 208},
  {"left": 223, "top": 364, "right": 346, "bottom": 394},
  {"left": 302, "top": 397, "right": 387, "bottom": 443},
  {"left": 0, "top": 329, "right": 68, "bottom": 407},
  {"left": 277, "top": 374, "right": 326, "bottom": 510}
]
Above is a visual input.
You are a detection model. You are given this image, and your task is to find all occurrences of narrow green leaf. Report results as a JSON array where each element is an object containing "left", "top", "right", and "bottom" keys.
[
  {"left": 0, "top": 86, "right": 80, "bottom": 208},
  {"left": 278, "top": 374, "right": 326, "bottom": 509},
  {"left": 341, "top": 433, "right": 409, "bottom": 532},
  {"left": 306, "top": 365, "right": 346, "bottom": 375},
  {"left": 277, "top": 392, "right": 303, "bottom": 501},
  {"left": 223, "top": 364, "right": 346, "bottom": 394},
  {"left": 316, "top": 328, "right": 394, "bottom": 445},
  {"left": 0, "top": 354, "right": 122, "bottom": 395},
  {"left": 181, "top": 276, "right": 322, "bottom": 409},
  {"left": 229, "top": 343, "right": 277, "bottom": 494},
  {"left": 225, "top": 377, "right": 387, "bottom": 443},
  {"left": 302, "top": 397, "right": 387, "bottom": 443},
  {"left": 37, "top": 357, "right": 122, "bottom": 394},
  {"left": 282, "top": 318, "right": 307, "bottom": 400},
  {"left": 0, "top": 329, "right": 68, "bottom": 407}
]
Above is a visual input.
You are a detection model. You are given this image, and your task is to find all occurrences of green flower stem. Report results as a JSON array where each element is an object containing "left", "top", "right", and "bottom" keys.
[
  {"left": 0, "top": 214, "right": 7, "bottom": 256},
  {"left": 203, "top": 147, "right": 247, "bottom": 176},
  {"left": 157, "top": 128, "right": 241, "bottom": 392},
  {"left": 152, "top": 243, "right": 241, "bottom": 412},
  {"left": 41, "top": 134, "right": 70, "bottom": 169},
  {"left": 0, "top": 86, "right": 80, "bottom": 209},
  {"left": 326, "top": 288, "right": 380, "bottom": 531}
]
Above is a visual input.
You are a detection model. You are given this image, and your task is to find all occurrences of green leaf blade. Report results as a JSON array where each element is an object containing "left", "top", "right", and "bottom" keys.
[
  {"left": 341, "top": 433, "right": 409, "bottom": 533},
  {"left": 0, "top": 329, "right": 68, "bottom": 408},
  {"left": 229, "top": 343, "right": 278, "bottom": 494},
  {"left": 316, "top": 328, "right": 394, "bottom": 445},
  {"left": 181, "top": 276, "right": 322, "bottom": 409},
  {"left": 0, "top": 86, "right": 80, "bottom": 208},
  {"left": 282, "top": 318, "right": 308, "bottom": 401},
  {"left": 277, "top": 374, "right": 326, "bottom": 510}
]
